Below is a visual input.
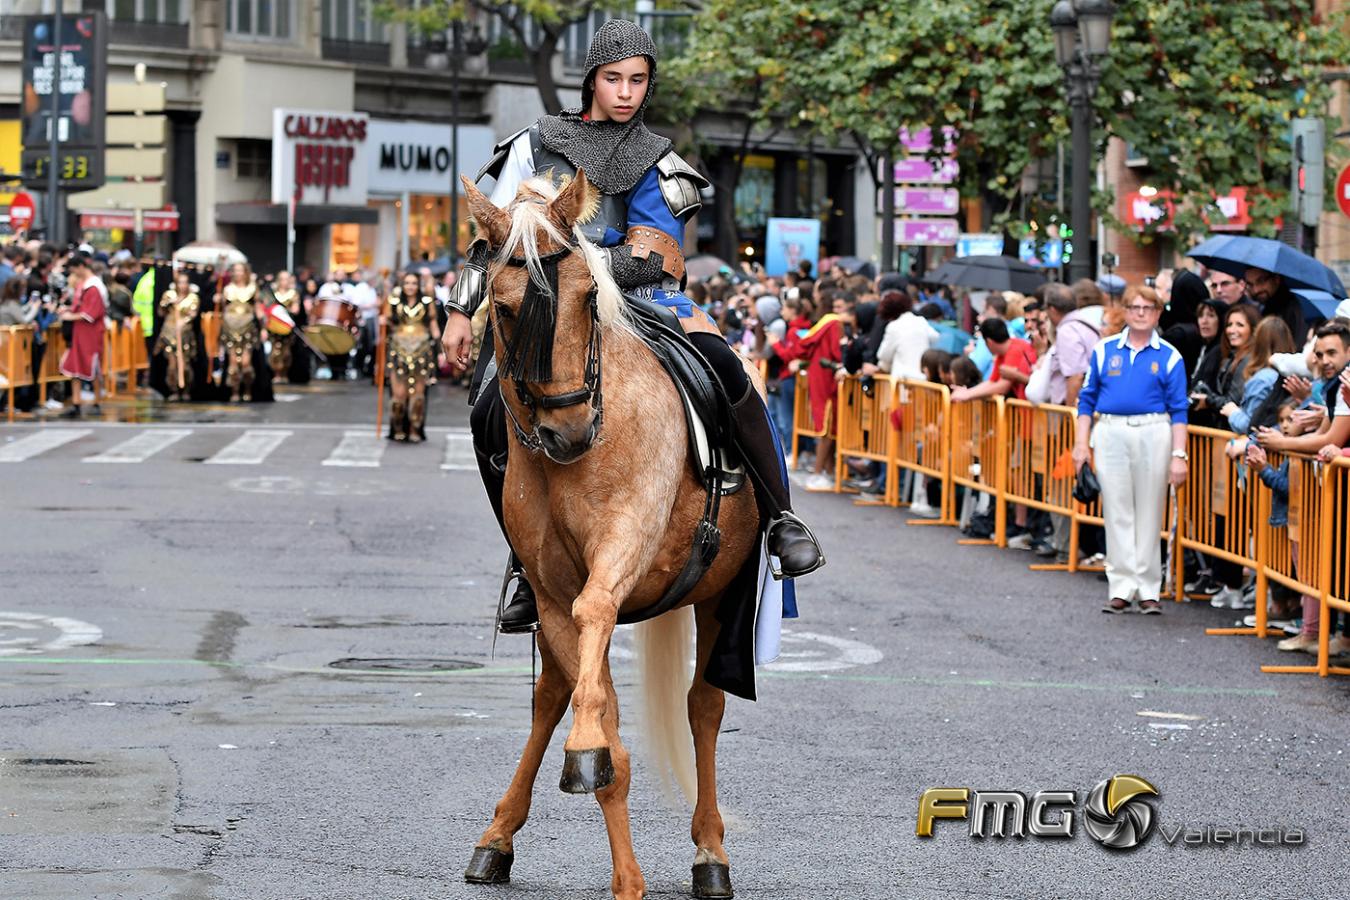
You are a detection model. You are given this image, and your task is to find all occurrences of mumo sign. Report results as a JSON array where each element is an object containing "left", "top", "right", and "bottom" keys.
[{"left": 366, "top": 120, "right": 496, "bottom": 196}]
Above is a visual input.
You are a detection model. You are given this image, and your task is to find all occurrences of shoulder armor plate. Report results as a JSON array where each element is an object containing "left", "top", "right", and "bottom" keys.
[
  {"left": 654, "top": 152, "right": 711, "bottom": 219},
  {"left": 476, "top": 125, "right": 531, "bottom": 183}
]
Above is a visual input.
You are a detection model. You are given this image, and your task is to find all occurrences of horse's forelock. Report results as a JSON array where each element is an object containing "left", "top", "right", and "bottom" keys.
[{"left": 493, "top": 176, "right": 630, "bottom": 335}]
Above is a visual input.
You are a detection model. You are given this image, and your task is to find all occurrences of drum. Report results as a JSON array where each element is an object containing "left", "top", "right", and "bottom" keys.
[{"left": 305, "top": 298, "right": 360, "bottom": 355}]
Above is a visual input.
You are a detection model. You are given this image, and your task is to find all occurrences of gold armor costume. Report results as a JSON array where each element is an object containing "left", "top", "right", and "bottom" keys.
[
  {"left": 268, "top": 287, "right": 300, "bottom": 380},
  {"left": 386, "top": 288, "right": 437, "bottom": 442},
  {"left": 154, "top": 285, "right": 200, "bottom": 397},
  {"left": 220, "top": 279, "right": 260, "bottom": 397}
]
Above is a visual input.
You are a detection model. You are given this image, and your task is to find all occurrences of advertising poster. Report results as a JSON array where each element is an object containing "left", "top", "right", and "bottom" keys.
[{"left": 765, "top": 217, "right": 820, "bottom": 278}]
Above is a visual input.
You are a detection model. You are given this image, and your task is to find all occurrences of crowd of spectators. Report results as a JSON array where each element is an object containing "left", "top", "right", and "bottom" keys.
[{"left": 718, "top": 253, "right": 1350, "bottom": 652}]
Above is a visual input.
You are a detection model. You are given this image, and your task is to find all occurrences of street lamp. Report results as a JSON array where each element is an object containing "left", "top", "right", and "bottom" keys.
[
  {"left": 450, "top": 20, "right": 489, "bottom": 269},
  {"left": 1050, "top": 0, "right": 1116, "bottom": 284}
]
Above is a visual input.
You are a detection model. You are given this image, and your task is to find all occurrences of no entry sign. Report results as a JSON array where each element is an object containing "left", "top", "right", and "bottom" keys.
[
  {"left": 1336, "top": 163, "right": 1350, "bottom": 219},
  {"left": 7, "top": 192, "right": 35, "bottom": 230}
]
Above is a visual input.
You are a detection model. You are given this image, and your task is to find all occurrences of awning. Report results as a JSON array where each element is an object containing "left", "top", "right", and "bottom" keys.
[{"left": 215, "top": 203, "right": 379, "bottom": 226}]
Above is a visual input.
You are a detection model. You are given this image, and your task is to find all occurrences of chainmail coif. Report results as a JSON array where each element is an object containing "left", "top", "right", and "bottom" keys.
[{"left": 536, "top": 18, "right": 671, "bottom": 195}]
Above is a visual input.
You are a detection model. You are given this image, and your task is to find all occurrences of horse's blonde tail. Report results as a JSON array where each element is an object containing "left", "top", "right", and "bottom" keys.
[{"left": 635, "top": 605, "right": 697, "bottom": 808}]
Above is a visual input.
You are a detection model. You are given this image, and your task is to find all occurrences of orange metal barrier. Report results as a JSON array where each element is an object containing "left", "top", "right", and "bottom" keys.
[
  {"left": 1262, "top": 457, "right": 1350, "bottom": 678},
  {"left": 834, "top": 374, "right": 900, "bottom": 503},
  {"left": 893, "top": 378, "right": 955, "bottom": 523},
  {"left": 1, "top": 324, "right": 36, "bottom": 422},
  {"left": 788, "top": 371, "right": 835, "bottom": 476},
  {"left": 37, "top": 324, "right": 71, "bottom": 405},
  {"left": 947, "top": 396, "right": 1006, "bottom": 546}
]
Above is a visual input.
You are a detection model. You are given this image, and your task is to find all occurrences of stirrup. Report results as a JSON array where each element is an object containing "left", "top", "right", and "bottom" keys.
[
  {"left": 496, "top": 561, "right": 540, "bottom": 635},
  {"left": 764, "top": 511, "right": 826, "bottom": 581}
]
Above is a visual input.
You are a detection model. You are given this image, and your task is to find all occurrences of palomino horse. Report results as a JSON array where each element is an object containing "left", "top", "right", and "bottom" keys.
[{"left": 460, "top": 170, "right": 764, "bottom": 900}]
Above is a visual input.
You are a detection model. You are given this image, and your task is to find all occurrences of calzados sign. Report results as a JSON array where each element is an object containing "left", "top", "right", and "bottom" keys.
[{"left": 272, "top": 109, "right": 370, "bottom": 207}]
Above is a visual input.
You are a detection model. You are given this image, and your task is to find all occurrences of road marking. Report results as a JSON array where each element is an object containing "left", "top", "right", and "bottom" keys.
[
  {"left": 322, "top": 430, "right": 386, "bottom": 468},
  {"left": 84, "top": 429, "right": 192, "bottom": 463},
  {"left": 441, "top": 433, "right": 477, "bottom": 470},
  {"left": 0, "top": 612, "right": 103, "bottom": 657},
  {"left": 761, "top": 629, "right": 884, "bottom": 673},
  {"left": 203, "top": 430, "right": 292, "bottom": 465},
  {"left": 0, "top": 429, "right": 92, "bottom": 462}
]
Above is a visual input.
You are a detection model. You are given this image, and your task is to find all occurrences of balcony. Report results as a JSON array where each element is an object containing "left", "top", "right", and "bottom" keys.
[
  {"left": 322, "top": 38, "right": 392, "bottom": 66},
  {"left": 108, "top": 20, "right": 190, "bottom": 49}
]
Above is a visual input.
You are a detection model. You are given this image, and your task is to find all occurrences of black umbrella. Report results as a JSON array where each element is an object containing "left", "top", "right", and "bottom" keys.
[{"left": 928, "top": 255, "right": 1047, "bottom": 294}]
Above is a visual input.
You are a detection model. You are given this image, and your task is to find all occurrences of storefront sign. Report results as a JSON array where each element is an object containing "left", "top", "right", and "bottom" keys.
[
  {"left": 367, "top": 120, "right": 495, "bottom": 196},
  {"left": 1207, "top": 187, "right": 1252, "bottom": 232},
  {"left": 957, "top": 233, "right": 1004, "bottom": 258},
  {"left": 1121, "top": 191, "right": 1176, "bottom": 230},
  {"left": 271, "top": 108, "right": 370, "bottom": 206}
]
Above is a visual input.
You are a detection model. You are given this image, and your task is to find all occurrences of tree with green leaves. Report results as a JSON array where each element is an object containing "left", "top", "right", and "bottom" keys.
[{"left": 668, "top": 0, "right": 1350, "bottom": 247}]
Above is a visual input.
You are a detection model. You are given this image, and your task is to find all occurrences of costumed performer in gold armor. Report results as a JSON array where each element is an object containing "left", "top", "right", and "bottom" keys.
[
  {"left": 216, "top": 262, "right": 262, "bottom": 401},
  {"left": 268, "top": 270, "right": 302, "bottom": 382},
  {"left": 383, "top": 270, "right": 441, "bottom": 442},
  {"left": 154, "top": 269, "right": 201, "bottom": 400}
]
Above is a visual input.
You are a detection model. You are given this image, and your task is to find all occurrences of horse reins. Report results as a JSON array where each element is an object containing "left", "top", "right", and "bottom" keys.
[{"left": 493, "top": 243, "right": 604, "bottom": 454}]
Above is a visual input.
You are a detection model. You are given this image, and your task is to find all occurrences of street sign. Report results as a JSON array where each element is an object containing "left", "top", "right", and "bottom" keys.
[
  {"left": 1336, "top": 163, "right": 1350, "bottom": 219},
  {"left": 66, "top": 180, "right": 166, "bottom": 210},
  {"left": 107, "top": 114, "right": 167, "bottom": 146},
  {"left": 878, "top": 187, "right": 961, "bottom": 215},
  {"left": 106, "top": 147, "right": 165, "bottom": 179},
  {"left": 107, "top": 81, "right": 166, "bottom": 113},
  {"left": 7, "top": 192, "right": 36, "bottom": 230},
  {"left": 897, "top": 219, "right": 960, "bottom": 246}
]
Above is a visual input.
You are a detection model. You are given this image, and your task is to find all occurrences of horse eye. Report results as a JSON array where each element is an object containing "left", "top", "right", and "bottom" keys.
[{"left": 494, "top": 302, "right": 515, "bottom": 321}]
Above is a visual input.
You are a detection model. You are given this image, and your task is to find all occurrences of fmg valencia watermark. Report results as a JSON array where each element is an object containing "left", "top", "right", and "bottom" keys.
[{"left": 916, "top": 775, "right": 1307, "bottom": 850}]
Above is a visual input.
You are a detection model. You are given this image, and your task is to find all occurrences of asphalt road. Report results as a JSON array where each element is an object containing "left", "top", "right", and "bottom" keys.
[{"left": 1, "top": 380, "right": 1347, "bottom": 900}]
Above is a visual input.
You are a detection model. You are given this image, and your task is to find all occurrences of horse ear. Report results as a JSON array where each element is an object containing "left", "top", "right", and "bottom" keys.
[
  {"left": 549, "top": 168, "right": 596, "bottom": 232},
  {"left": 462, "top": 176, "right": 509, "bottom": 247}
]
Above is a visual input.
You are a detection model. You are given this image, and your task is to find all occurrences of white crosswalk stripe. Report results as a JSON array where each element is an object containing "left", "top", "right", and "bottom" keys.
[
  {"left": 84, "top": 429, "right": 193, "bottom": 463},
  {"left": 0, "top": 429, "right": 92, "bottom": 462},
  {"left": 441, "top": 433, "right": 476, "bottom": 470},
  {"left": 203, "top": 430, "right": 292, "bottom": 465},
  {"left": 322, "top": 430, "right": 387, "bottom": 468}
]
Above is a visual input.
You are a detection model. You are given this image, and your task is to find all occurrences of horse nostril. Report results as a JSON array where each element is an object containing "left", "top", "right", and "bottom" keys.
[{"left": 537, "top": 426, "right": 571, "bottom": 457}]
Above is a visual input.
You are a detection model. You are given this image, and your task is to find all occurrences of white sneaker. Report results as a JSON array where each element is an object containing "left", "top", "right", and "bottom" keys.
[
  {"left": 80, "top": 390, "right": 96, "bottom": 402},
  {"left": 804, "top": 473, "right": 835, "bottom": 492},
  {"left": 44, "top": 399, "right": 64, "bottom": 410},
  {"left": 909, "top": 502, "right": 941, "bottom": 519},
  {"left": 1277, "top": 633, "right": 1319, "bottom": 654},
  {"left": 1211, "top": 587, "right": 1242, "bottom": 609},
  {"left": 1006, "top": 533, "right": 1034, "bottom": 550}
]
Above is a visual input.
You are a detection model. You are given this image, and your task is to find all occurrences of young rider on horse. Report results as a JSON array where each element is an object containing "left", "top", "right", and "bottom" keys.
[{"left": 441, "top": 18, "right": 825, "bottom": 633}]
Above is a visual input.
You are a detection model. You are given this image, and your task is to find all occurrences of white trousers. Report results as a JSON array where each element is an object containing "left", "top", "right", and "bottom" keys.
[{"left": 1092, "top": 417, "right": 1171, "bottom": 601}]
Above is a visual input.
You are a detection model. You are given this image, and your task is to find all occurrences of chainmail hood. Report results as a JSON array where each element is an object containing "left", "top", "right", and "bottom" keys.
[{"left": 535, "top": 18, "right": 670, "bottom": 195}]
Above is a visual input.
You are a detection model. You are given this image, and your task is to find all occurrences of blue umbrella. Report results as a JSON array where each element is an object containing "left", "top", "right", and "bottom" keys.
[
  {"left": 1187, "top": 235, "right": 1346, "bottom": 298},
  {"left": 1292, "top": 289, "right": 1343, "bottom": 321}
]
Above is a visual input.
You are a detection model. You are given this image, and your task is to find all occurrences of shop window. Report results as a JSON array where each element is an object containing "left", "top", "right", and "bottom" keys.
[
  {"left": 227, "top": 0, "right": 293, "bottom": 40},
  {"left": 236, "top": 139, "right": 271, "bottom": 180}
]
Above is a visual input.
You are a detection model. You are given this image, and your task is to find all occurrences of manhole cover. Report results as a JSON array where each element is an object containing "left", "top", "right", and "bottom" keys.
[{"left": 327, "top": 657, "right": 482, "bottom": 672}]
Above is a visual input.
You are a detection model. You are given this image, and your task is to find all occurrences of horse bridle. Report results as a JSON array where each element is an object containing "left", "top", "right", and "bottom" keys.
[{"left": 493, "top": 243, "right": 604, "bottom": 454}]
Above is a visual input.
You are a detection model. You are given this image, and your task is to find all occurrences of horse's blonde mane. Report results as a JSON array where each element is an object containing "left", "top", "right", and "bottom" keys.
[{"left": 493, "top": 176, "right": 630, "bottom": 333}]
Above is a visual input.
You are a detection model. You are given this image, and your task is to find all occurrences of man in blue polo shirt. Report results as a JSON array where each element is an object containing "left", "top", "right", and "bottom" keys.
[{"left": 1072, "top": 288, "right": 1189, "bottom": 614}]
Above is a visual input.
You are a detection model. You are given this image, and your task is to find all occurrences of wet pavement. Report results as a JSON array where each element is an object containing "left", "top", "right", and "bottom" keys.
[{"left": 2, "top": 379, "right": 1348, "bottom": 899}]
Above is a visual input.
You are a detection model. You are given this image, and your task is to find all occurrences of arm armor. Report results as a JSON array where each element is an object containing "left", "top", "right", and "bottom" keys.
[
  {"left": 443, "top": 239, "right": 492, "bottom": 318},
  {"left": 607, "top": 226, "right": 687, "bottom": 290}
]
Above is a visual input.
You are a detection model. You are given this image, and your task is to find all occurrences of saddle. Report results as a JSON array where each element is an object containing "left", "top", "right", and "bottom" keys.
[{"left": 622, "top": 299, "right": 746, "bottom": 496}]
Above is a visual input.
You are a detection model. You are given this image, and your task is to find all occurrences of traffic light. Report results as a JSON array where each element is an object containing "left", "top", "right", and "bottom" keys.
[{"left": 1291, "top": 117, "right": 1325, "bottom": 228}]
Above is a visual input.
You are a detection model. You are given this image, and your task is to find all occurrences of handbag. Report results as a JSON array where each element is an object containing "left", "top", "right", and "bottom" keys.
[{"left": 1073, "top": 462, "right": 1101, "bottom": 505}]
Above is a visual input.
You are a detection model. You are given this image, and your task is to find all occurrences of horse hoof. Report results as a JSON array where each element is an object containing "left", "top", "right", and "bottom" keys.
[
  {"left": 692, "top": 862, "right": 733, "bottom": 898},
  {"left": 559, "top": 747, "right": 614, "bottom": 794},
  {"left": 464, "top": 846, "right": 513, "bottom": 884}
]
